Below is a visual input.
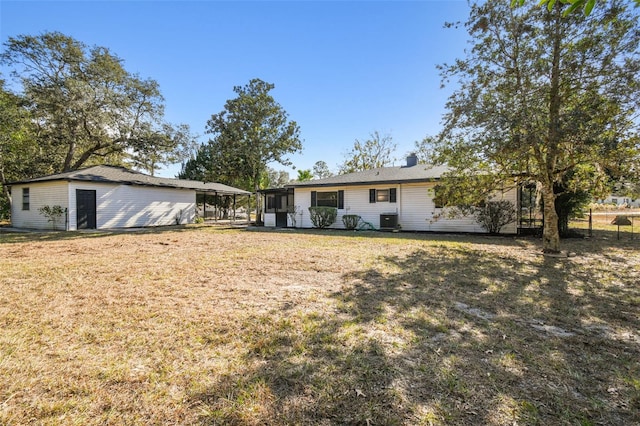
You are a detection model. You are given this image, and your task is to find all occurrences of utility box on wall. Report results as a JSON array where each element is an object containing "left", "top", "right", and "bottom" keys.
[{"left": 380, "top": 213, "right": 398, "bottom": 230}]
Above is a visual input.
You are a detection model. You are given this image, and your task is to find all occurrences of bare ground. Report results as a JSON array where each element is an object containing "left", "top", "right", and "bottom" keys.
[{"left": 0, "top": 226, "right": 638, "bottom": 425}]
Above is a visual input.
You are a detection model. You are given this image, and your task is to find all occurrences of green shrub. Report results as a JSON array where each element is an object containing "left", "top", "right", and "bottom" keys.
[
  {"left": 38, "top": 205, "right": 65, "bottom": 230},
  {"left": 474, "top": 200, "right": 516, "bottom": 234},
  {"left": 342, "top": 214, "right": 360, "bottom": 230},
  {"left": 0, "top": 195, "right": 10, "bottom": 221},
  {"left": 308, "top": 206, "right": 337, "bottom": 228}
]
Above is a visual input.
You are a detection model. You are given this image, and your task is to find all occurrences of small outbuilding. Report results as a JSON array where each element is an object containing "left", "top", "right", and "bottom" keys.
[{"left": 7, "top": 165, "right": 250, "bottom": 230}]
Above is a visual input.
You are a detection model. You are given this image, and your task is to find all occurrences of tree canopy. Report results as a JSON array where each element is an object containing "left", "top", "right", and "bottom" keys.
[
  {"left": 433, "top": 1, "right": 640, "bottom": 252},
  {"left": 339, "top": 131, "right": 396, "bottom": 174},
  {"left": 296, "top": 169, "right": 313, "bottom": 182},
  {"left": 1, "top": 32, "right": 192, "bottom": 176},
  {"left": 0, "top": 81, "right": 41, "bottom": 217},
  {"left": 313, "top": 160, "right": 334, "bottom": 179},
  {"left": 180, "top": 78, "right": 302, "bottom": 194},
  {"left": 512, "top": 0, "right": 640, "bottom": 16}
]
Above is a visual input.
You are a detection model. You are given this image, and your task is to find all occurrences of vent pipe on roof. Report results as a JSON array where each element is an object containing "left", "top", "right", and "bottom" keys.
[{"left": 406, "top": 153, "right": 418, "bottom": 167}]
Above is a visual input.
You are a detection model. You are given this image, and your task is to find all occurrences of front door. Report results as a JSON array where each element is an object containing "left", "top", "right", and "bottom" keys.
[{"left": 76, "top": 189, "right": 97, "bottom": 229}]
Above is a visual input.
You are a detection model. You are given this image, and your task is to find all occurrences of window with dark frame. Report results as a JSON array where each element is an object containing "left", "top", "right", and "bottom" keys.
[
  {"left": 22, "top": 188, "right": 30, "bottom": 210},
  {"left": 369, "top": 188, "right": 397, "bottom": 203},
  {"left": 266, "top": 194, "right": 276, "bottom": 211},
  {"left": 311, "top": 190, "right": 344, "bottom": 209}
]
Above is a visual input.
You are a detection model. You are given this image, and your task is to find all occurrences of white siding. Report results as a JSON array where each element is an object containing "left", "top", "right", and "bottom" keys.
[
  {"left": 295, "top": 185, "right": 401, "bottom": 230},
  {"left": 264, "top": 213, "right": 276, "bottom": 227},
  {"left": 398, "top": 183, "right": 430, "bottom": 231},
  {"left": 293, "top": 183, "right": 518, "bottom": 234},
  {"left": 67, "top": 183, "right": 196, "bottom": 230},
  {"left": 10, "top": 182, "right": 69, "bottom": 230}
]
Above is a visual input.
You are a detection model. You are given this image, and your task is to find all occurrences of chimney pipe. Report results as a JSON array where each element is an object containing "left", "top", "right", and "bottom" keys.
[{"left": 406, "top": 153, "right": 418, "bottom": 167}]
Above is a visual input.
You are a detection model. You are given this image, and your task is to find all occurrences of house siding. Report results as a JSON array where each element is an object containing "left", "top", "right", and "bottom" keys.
[
  {"left": 67, "top": 182, "right": 196, "bottom": 230},
  {"left": 292, "top": 183, "right": 518, "bottom": 234},
  {"left": 10, "top": 182, "right": 69, "bottom": 230}
]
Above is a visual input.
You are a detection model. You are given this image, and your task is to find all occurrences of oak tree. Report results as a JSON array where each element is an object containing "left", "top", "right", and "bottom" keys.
[
  {"left": 1, "top": 32, "right": 190, "bottom": 174},
  {"left": 434, "top": 1, "right": 640, "bottom": 252},
  {"left": 339, "top": 131, "right": 396, "bottom": 174}
]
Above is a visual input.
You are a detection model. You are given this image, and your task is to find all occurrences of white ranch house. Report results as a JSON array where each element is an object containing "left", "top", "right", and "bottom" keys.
[
  {"left": 262, "top": 155, "right": 520, "bottom": 234},
  {"left": 8, "top": 165, "right": 249, "bottom": 231}
]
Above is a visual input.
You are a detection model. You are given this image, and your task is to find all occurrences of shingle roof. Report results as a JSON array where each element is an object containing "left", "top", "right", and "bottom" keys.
[
  {"left": 8, "top": 165, "right": 251, "bottom": 195},
  {"left": 287, "top": 164, "right": 450, "bottom": 188}
]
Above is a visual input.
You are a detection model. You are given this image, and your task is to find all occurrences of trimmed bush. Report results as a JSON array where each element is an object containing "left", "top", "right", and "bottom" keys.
[
  {"left": 342, "top": 214, "right": 360, "bottom": 230},
  {"left": 308, "top": 206, "right": 337, "bottom": 229}
]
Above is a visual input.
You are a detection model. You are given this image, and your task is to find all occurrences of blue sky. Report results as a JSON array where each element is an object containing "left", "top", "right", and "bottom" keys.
[{"left": 0, "top": 0, "right": 471, "bottom": 178}]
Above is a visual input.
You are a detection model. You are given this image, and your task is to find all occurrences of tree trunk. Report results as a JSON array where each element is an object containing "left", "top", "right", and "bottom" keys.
[
  {"left": 539, "top": 4, "right": 563, "bottom": 254},
  {"left": 541, "top": 185, "right": 561, "bottom": 253}
]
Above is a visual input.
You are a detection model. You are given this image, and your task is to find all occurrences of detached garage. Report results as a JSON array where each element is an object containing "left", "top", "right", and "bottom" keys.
[{"left": 7, "top": 165, "right": 250, "bottom": 231}]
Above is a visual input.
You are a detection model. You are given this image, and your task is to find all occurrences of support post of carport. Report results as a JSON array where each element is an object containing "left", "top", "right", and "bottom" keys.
[
  {"left": 248, "top": 194, "right": 251, "bottom": 224},
  {"left": 233, "top": 194, "right": 236, "bottom": 223},
  {"left": 203, "top": 193, "right": 207, "bottom": 220}
]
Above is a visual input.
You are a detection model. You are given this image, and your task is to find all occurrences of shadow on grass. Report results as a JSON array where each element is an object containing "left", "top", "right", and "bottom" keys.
[
  {"left": 190, "top": 242, "right": 639, "bottom": 425},
  {"left": 247, "top": 225, "right": 639, "bottom": 254},
  {"left": 0, "top": 224, "right": 229, "bottom": 244}
]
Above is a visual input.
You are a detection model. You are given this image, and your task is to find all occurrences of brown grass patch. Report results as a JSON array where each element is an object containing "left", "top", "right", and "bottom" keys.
[{"left": 1, "top": 226, "right": 638, "bottom": 425}]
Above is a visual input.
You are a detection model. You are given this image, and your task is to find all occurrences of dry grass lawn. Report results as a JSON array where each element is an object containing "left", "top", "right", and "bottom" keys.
[{"left": 0, "top": 226, "right": 638, "bottom": 425}]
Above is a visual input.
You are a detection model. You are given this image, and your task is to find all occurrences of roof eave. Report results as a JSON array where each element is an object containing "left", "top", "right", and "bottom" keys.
[{"left": 286, "top": 177, "right": 441, "bottom": 189}]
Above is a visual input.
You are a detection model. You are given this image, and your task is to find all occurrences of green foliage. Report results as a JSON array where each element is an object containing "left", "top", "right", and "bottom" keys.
[
  {"left": 339, "top": 131, "right": 396, "bottom": 174},
  {"left": 128, "top": 123, "right": 199, "bottom": 176},
  {"left": 1, "top": 32, "right": 190, "bottom": 174},
  {"left": 512, "top": 0, "right": 640, "bottom": 17},
  {"left": 296, "top": 169, "right": 313, "bottom": 182},
  {"left": 0, "top": 196, "right": 9, "bottom": 220},
  {"left": 0, "top": 80, "right": 46, "bottom": 219},
  {"left": 38, "top": 205, "right": 65, "bottom": 229},
  {"left": 196, "top": 78, "right": 302, "bottom": 193},
  {"left": 554, "top": 187, "right": 591, "bottom": 237},
  {"left": 511, "top": 0, "right": 597, "bottom": 16},
  {"left": 434, "top": 1, "right": 640, "bottom": 252},
  {"left": 474, "top": 200, "right": 517, "bottom": 234},
  {"left": 342, "top": 214, "right": 361, "bottom": 230},
  {"left": 263, "top": 168, "right": 290, "bottom": 189},
  {"left": 308, "top": 206, "right": 337, "bottom": 229},
  {"left": 312, "top": 161, "right": 333, "bottom": 179},
  {"left": 413, "top": 136, "right": 436, "bottom": 165}
]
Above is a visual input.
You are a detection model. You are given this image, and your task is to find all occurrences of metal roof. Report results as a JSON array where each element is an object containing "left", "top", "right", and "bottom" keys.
[
  {"left": 286, "top": 164, "right": 450, "bottom": 188},
  {"left": 8, "top": 165, "right": 251, "bottom": 195}
]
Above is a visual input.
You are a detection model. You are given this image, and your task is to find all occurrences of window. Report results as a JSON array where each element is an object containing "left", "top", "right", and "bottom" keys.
[
  {"left": 369, "top": 188, "right": 397, "bottom": 203},
  {"left": 265, "top": 193, "right": 289, "bottom": 212},
  {"left": 317, "top": 192, "right": 337, "bottom": 207},
  {"left": 311, "top": 190, "right": 344, "bottom": 209},
  {"left": 22, "top": 188, "right": 30, "bottom": 210},
  {"left": 266, "top": 194, "right": 276, "bottom": 211}
]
